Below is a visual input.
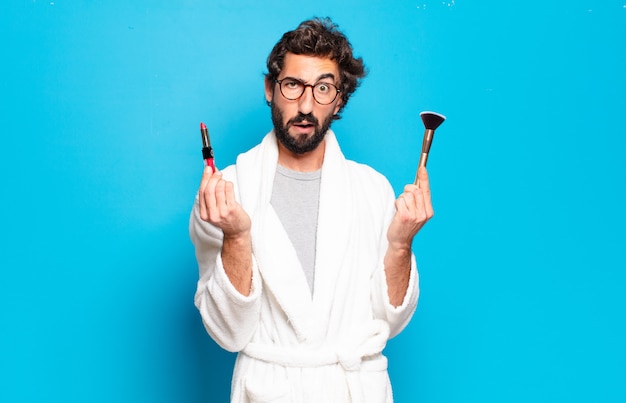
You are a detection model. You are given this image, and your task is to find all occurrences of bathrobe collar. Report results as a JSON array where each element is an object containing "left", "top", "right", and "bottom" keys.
[{"left": 235, "top": 129, "right": 353, "bottom": 342}]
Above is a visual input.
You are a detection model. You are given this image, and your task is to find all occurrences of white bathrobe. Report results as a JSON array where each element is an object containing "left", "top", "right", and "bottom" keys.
[{"left": 190, "top": 130, "right": 419, "bottom": 403}]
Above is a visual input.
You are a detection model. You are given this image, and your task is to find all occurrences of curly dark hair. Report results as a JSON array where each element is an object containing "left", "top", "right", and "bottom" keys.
[{"left": 265, "top": 17, "right": 367, "bottom": 120}]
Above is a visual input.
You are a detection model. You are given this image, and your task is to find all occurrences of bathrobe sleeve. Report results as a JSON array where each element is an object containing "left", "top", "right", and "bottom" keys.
[
  {"left": 370, "top": 178, "right": 420, "bottom": 339},
  {"left": 189, "top": 167, "right": 262, "bottom": 352}
]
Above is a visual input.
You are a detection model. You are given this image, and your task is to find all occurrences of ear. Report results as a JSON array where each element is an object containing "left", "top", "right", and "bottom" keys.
[
  {"left": 264, "top": 77, "right": 274, "bottom": 104},
  {"left": 333, "top": 97, "right": 343, "bottom": 115}
]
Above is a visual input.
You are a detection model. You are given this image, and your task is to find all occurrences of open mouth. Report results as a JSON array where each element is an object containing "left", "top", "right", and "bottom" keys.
[
  {"left": 291, "top": 120, "right": 317, "bottom": 133},
  {"left": 293, "top": 122, "right": 315, "bottom": 128}
]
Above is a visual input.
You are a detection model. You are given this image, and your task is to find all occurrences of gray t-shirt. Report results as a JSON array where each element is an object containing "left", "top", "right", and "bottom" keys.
[{"left": 270, "top": 165, "right": 321, "bottom": 295}]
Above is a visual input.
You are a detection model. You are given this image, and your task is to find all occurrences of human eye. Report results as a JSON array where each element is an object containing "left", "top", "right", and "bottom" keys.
[
  {"left": 315, "top": 82, "right": 332, "bottom": 94},
  {"left": 283, "top": 79, "right": 302, "bottom": 89}
]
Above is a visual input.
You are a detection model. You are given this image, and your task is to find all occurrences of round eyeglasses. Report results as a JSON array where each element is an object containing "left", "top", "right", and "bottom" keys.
[{"left": 275, "top": 78, "right": 341, "bottom": 105}]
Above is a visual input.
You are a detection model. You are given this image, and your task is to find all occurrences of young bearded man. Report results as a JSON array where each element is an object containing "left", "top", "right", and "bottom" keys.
[{"left": 190, "top": 17, "right": 433, "bottom": 403}]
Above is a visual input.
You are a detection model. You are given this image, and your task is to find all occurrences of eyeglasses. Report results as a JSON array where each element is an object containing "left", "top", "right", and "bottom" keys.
[{"left": 275, "top": 78, "right": 341, "bottom": 105}]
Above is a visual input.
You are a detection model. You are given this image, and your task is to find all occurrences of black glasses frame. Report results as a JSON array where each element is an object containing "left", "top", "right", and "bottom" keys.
[{"left": 274, "top": 78, "right": 341, "bottom": 105}]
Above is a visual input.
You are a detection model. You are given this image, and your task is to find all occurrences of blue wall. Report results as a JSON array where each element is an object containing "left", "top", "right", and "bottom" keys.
[{"left": 2, "top": 1, "right": 625, "bottom": 402}]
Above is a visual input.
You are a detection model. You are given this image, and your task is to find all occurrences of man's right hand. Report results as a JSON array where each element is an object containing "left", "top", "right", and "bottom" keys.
[
  {"left": 198, "top": 166, "right": 251, "bottom": 239},
  {"left": 198, "top": 166, "right": 253, "bottom": 295}
]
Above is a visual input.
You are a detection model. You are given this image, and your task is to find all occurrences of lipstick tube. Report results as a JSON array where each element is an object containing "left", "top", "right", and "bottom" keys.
[{"left": 200, "top": 122, "right": 215, "bottom": 171}]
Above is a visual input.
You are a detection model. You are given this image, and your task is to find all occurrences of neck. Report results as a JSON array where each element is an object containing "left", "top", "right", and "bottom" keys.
[{"left": 277, "top": 138, "right": 325, "bottom": 172}]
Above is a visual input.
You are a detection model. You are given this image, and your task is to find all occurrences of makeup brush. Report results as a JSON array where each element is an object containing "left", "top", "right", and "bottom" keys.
[{"left": 414, "top": 111, "right": 446, "bottom": 185}]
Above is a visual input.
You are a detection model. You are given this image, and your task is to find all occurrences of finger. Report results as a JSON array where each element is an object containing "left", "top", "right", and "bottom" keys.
[
  {"left": 400, "top": 182, "right": 428, "bottom": 220},
  {"left": 399, "top": 189, "right": 416, "bottom": 210},
  {"left": 416, "top": 167, "right": 429, "bottom": 191},
  {"left": 198, "top": 166, "right": 215, "bottom": 220},
  {"left": 199, "top": 165, "right": 213, "bottom": 194},
  {"left": 198, "top": 193, "right": 208, "bottom": 221},
  {"left": 417, "top": 167, "right": 434, "bottom": 218},
  {"left": 396, "top": 191, "right": 420, "bottom": 224},
  {"left": 203, "top": 171, "right": 222, "bottom": 217},
  {"left": 224, "top": 181, "right": 237, "bottom": 207},
  {"left": 199, "top": 166, "right": 221, "bottom": 201},
  {"left": 394, "top": 195, "right": 405, "bottom": 215},
  {"left": 214, "top": 177, "right": 228, "bottom": 213},
  {"left": 408, "top": 187, "right": 427, "bottom": 219}
]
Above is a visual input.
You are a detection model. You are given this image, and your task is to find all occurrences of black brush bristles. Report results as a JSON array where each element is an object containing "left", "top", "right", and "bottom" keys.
[{"left": 420, "top": 111, "right": 446, "bottom": 130}]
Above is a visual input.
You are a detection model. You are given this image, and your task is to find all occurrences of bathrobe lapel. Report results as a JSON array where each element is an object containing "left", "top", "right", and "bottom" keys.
[
  {"left": 235, "top": 130, "right": 354, "bottom": 343},
  {"left": 310, "top": 132, "right": 353, "bottom": 341},
  {"left": 236, "top": 131, "right": 313, "bottom": 341}
]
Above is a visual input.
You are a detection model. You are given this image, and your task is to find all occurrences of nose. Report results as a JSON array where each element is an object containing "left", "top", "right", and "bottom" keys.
[{"left": 297, "top": 85, "right": 315, "bottom": 115}]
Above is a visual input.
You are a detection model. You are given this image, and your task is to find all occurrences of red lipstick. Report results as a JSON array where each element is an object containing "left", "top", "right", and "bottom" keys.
[{"left": 200, "top": 122, "right": 215, "bottom": 171}]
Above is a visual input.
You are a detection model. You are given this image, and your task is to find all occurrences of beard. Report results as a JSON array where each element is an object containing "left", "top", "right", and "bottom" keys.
[{"left": 271, "top": 104, "right": 334, "bottom": 155}]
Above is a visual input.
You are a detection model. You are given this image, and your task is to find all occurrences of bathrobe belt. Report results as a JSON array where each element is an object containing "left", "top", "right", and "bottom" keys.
[{"left": 241, "top": 319, "right": 390, "bottom": 372}]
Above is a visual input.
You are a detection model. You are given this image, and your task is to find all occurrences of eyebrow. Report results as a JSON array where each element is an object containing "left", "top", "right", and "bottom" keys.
[
  {"left": 283, "top": 73, "right": 337, "bottom": 84},
  {"left": 316, "top": 73, "right": 336, "bottom": 82}
]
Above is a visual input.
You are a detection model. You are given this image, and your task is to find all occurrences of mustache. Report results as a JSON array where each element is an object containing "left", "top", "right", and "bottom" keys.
[{"left": 288, "top": 113, "right": 319, "bottom": 126}]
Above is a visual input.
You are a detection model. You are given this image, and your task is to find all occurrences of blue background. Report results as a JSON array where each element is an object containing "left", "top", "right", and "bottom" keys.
[{"left": 1, "top": 1, "right": 625, "bottom": 402}]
